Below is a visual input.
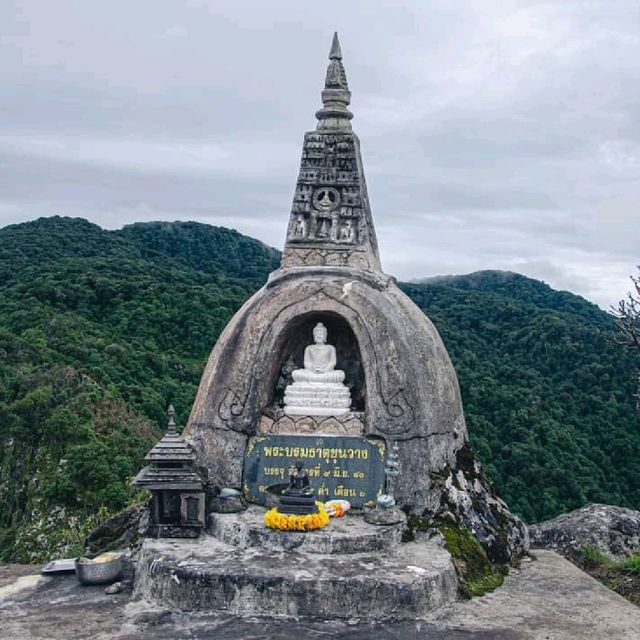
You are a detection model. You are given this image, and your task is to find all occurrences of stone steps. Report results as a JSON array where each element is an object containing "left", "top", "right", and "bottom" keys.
[{"left": 134, "top": 533, "right": 458, "bottom": 619}]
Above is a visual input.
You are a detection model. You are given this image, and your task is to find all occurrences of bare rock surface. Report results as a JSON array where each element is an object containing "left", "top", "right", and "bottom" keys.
[
  {"left": 529, "top": 503, "right": 640, "bottom": 559},
  {"left": 434, "top": 443, "right": 529, "bottom": 564},
  {"left": 85, "top": 503, "right": 149, "bottom": 555},
  {"left": 1, "top": 551, "right": 639, "bottom": 639}
]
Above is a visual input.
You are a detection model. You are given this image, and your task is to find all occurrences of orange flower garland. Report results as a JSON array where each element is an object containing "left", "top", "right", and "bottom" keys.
[{"left": 264, "top": 501, "right": 330, "bottom": 531}]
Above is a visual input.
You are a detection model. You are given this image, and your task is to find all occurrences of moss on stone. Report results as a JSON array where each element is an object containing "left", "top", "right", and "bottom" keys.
[
  {"left": 462, "top": 572, "right": 505, "bottom": 598},
  {"left": 402, "top": 513, "right": 508, "bottom": 598},
  {"left": 438, "top": 523, "right": 505, "bottom": 599},
  {"left": 402, "top": 514, "right": 436, "bottom": 543}
]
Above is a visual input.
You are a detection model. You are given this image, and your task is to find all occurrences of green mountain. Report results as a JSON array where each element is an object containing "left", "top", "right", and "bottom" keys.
[
  {"left": 0, "top": 217, "right": 279, "bottom": 561},
  {"left": 0, "top": 217, "right": 637, "bottom": 562},
  {"left": 402, "top": 273, "right": 639, "bottom": 522}
]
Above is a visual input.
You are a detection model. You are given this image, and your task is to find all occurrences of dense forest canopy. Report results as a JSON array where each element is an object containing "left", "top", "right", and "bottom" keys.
[{"left": 0, "top": 216, "right": 637, "bottom": 562}]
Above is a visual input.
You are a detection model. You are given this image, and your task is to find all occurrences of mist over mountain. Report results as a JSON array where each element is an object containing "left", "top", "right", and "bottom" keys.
[{"left": 0, "top": 217, "right": 637, "bottom": 562}]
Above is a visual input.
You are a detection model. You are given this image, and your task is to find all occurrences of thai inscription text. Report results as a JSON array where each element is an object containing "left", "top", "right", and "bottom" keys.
[{"left": 242, "top": 435, "right": 385, "bottom": 507}]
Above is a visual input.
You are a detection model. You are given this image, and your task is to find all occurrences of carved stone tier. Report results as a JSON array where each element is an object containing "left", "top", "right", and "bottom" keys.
[
  {"left": 257, "top": 410, "right": 365, "bottom": 436},
  {"left": 283, "top": 381, "right": 350, "bottom": 415}
]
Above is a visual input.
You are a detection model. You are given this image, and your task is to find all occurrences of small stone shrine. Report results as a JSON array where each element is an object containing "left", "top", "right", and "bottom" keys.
[
  {"left": 134, "top": 33, "right": 528, "bottom": 620},
  {"left": 132, "top": 405, "right": 205, "bottom": 537}
]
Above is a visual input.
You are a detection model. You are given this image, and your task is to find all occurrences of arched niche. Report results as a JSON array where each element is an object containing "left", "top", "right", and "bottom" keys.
[{"left": 267, "top": 311, "right": 366, "bottom": 412}]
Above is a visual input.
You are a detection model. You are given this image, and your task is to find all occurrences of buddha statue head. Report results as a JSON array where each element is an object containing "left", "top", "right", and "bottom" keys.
[{"left": 312, "top": 322, "right": 328, "bottom": 345}]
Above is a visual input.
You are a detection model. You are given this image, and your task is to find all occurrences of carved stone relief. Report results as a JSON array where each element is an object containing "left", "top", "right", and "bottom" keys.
[
  {"left": 257, "top": 411, "right": 365, "bottom": 437},
  {"left": 312, "top": 187, "right": 340, "bottom": 212},
  {"left": 281, "top": 247, "right": 369, "bottom": 269},
  {"left": 218, "top": 388, "right": 248, "bottom": 423},
  {"left": 285, "top": 131, "right": 366, "bottom": 254}
]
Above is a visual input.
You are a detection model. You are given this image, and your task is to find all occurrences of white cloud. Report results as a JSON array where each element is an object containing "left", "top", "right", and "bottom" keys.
[{"left": 1, "top": 0, "right": 639, "bottom": 308}]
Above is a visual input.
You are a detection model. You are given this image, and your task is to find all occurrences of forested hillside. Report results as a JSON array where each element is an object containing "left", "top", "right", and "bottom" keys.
[
  {"left": 0, "top": 217, "right": 637, "bottom": 562},
  {"left": 0, "top": 217, "right": 280, "bottom": 561},
  {"left": 403, "top": 273, "right": 639, "bottom": 522}
]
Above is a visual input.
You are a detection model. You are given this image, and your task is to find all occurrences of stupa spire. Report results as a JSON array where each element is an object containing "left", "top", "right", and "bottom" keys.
[
  {"left": 316, "top": 32, "right": 353, "bottom": 129},
  {"left": 167, "top": 404, "right": 177, "bottom": 434},
  {"left": 281, "top": 33, "right": 381, "bottom": 272},
  {"left": 329, "top": 31, "right": 342, "bottom": 60}
]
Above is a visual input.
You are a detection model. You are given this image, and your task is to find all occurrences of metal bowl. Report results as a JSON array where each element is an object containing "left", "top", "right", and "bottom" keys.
[{"left": 75, "top": 553, "right": 123, "bottom": 586}]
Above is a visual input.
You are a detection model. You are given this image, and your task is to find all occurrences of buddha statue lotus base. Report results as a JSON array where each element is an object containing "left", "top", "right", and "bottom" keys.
[
  {"left": 283, "top": 322, "right": 352, "bottom": 416},
  {"left": 284, "top": 381, "right": 351, "bottom": 416}
]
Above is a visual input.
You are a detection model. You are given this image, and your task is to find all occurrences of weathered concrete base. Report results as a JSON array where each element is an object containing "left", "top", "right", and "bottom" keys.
[
  {"left": 3, "top": 551, "right": 640, "bottom": 638},
  {"left": 134, "top": 533, "right": 457, "bottom": 619},
  {"left": 208, "top": 506, "right": 402, "bottom": 554},
  {"left": 363, "top": 505, "right": 407, "bottom": 525}
]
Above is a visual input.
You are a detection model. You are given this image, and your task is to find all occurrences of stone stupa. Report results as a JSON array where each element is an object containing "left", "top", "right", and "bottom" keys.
[{"left": 134, "top": 33, "right": 528, "bottom": 620}]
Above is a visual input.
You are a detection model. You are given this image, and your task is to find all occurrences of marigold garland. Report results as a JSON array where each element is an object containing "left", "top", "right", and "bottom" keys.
[{"left": 264, "top": 501, "right": 330, "bottom": 531}]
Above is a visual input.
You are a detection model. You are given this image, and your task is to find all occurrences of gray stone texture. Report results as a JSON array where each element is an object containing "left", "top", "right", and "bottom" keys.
[
  {"left": 3, "top": 551, "right": 640, "bottom": 638},
  {"left": 133, "top": 534, "right": 457, "bottom": 619},
  {"left": 435, "top": 443, "right": 529, "bottom": 564},
  {"left": 529, "top": 503, "right": 640, "bottom": 560},
  {"left": 209, "top": 495, "right": 246, "bottom": 514},
  {"left": 208, "top": 506, "right": 403, "bottom": 554},
  {"left": 257, "top": 410, "right": 365, "bottom": 436},
  {"left": 85, "top": 504, "right": 149, "bottom": 556},
  {"left": 363, "top": 505, "right": 407, "bottom": 525},
  {"left": 186, "top": 267, "right": 468, "bottom": 514}
]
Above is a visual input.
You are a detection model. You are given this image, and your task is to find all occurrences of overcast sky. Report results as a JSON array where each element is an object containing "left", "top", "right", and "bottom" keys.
[{"left": 1, "top": 1, "right": 639, "bottom": 308}]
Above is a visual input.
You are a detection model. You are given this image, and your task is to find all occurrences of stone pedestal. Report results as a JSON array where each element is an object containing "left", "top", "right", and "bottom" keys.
[
  {"left": 283, "top": 381, "right": 350, "bottom": 416},
  {"left": 134, "top": 507, "right": 457, "bottom": 619},
  {"left": 208, "top": 506, "right": 402, "bottom": 553},
  {"left": 278, "top": 491, "right": 318, "bottom": 515}
]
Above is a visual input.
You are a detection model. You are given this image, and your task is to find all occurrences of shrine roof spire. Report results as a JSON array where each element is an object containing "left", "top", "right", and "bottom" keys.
[
  {"left": 281, "top": 33, "right": 381, "bottom": 272},
  {"left": 329, "top": 31, "right": 342, "bottom": 60},
  {"left": 316, "top": 32, "right": 353, "bottom": 129}
]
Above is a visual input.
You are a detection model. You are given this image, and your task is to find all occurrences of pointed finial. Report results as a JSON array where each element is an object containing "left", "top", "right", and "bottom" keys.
[
  {"left": 316, "top": 32, "right": 353, "bottom": 128},
  {"left": 329, "top": 32, "right": 342, "bottom": 60},
  {"left": 167, "top": 404, "right": 177, "bottom": 434}
]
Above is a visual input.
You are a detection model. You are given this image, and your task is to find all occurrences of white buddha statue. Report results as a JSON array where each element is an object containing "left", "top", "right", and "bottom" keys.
[{"left": 284, "top": 322, "right": 351, "bottom": 416}]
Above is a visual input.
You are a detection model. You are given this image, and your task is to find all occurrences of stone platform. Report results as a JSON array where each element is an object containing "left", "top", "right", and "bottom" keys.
[
  {"left": 134, "top": 532, "right": 457, "bottom": 619},
  {"left": 208, "top": 506, "right": 403, "bottom": 554},
  {"left": 4, "top": 551, "right": 640, "bottom": 638}
]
